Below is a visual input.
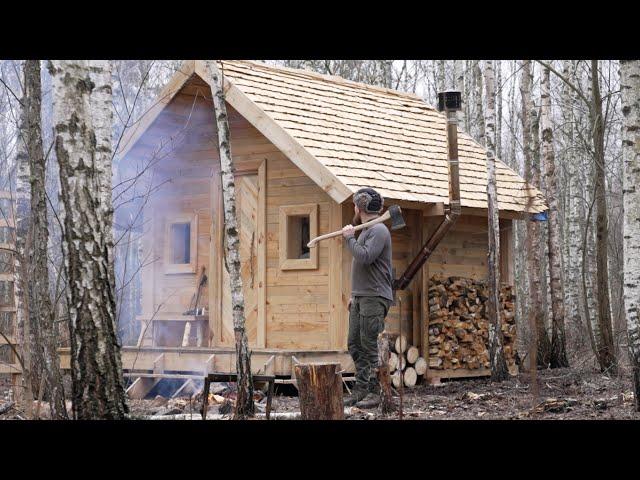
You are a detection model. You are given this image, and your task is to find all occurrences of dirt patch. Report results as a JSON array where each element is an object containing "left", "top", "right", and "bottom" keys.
[{"left": 2, "top": 368, "right": 637, "bottom": 420}]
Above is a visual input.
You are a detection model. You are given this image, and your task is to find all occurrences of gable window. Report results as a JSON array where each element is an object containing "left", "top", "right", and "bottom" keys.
[
  {"left": 279, "top": 204, "right": 318, "bottom": 270},
  {"left": 164, "top": 214, "right": 198, "bottom": 274}
]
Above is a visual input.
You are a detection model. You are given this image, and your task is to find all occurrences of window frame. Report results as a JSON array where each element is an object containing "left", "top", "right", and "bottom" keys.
[
  {"left": 278, "top": 203, "right": 318, "bottom": 271},
  {"left": 164, "top": 213, "right": 198, "bottom": 274}
]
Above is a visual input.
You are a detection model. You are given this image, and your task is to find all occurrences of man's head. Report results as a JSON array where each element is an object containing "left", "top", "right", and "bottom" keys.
[{"left": 352, "top": 187, "right": 384, "bottom": 225}]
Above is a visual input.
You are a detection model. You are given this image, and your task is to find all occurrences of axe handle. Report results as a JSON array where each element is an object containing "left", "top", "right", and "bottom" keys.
[{"left": 307, "top": 209, "right": 391, "bottom": 248}]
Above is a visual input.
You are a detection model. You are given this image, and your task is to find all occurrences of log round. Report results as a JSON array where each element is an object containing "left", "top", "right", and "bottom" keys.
[
  {"left": 414, "top": 357, "right": 427, "bottom": 375},
  {"left": 394, "top": 335, "right": 408, "bottom": 354},
  {"left": 388, "top": 351, "right": 398, "bottom": 371},
  {"left": 403, "top": 367, "right": 417, "bottom": 388},
  {"left": 406, "top": 346, "right": 419, "bottom": 364},
  {"left": 294, "top": 363, "right": 344, "bottom": 420},
  {"left": 391, "top": 371, "right": 402, "bottom": 389},
  {"left": 397, "top": 354, "right": 406, "bottom": 371}
]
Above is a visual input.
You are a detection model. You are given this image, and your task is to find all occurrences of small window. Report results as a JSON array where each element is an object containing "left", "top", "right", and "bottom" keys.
[
  {"left": 170, "top": 222, "right": 191, "bottom": 264},
  {"left": 164, "top": 214, "right": 198, "bottom": 274},
  {"left": 0, "top": 280, "right": 13, "bottom": 307},
  {"left": 279, "top": 204, "right": 318, "bottom": 270}
]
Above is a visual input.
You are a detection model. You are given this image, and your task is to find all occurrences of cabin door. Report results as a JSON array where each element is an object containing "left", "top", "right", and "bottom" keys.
[{"left": 220, "top": 173, "right": 259, "bottom": 347}]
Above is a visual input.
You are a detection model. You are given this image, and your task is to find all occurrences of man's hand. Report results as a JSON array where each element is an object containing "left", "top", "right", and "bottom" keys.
[{"left": 342, "top": 224, "right": 356, "bottom": 238}]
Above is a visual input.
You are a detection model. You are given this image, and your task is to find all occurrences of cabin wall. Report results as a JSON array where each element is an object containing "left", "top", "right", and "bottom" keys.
[{"left": 137, "top": 75, "right": 337, "bottom": 351}]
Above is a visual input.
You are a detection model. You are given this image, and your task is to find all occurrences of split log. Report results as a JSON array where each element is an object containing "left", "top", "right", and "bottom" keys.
[
  {"left": 427, "top": 275, "right": 517, "bottom": 371},
  {"left": 388, "top": 351, "right": 398, "bottom": 371},
  {"left": 391, "top": 371, "right": 402, "bottom": 389},
  {"left": 403, "top": 367, "right": 417, "bottom": 388},
  {"left": 414, "top": 357, "right": 427, "bottom": 376},
  {"left": 294, "top": 363, "right": 344, "bottom": 420},
  {"left": 394, "top": 335, "right": 408, "bottom": 354},
  {"left": 397, "top": 353, "right": 407, "bottom": 371},
  {"left": 406, "top": 346, "right": 419, "bottom": 364}
]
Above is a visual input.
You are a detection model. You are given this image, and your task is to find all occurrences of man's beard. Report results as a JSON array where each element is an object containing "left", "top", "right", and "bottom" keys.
[{"left": 352, "top": 211, "right": 362, "bottom": 225}]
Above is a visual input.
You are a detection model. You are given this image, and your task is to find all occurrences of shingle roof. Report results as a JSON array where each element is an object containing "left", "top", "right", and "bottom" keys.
[{"left": 220, "top": 60, "right": 546, "bottom": 214}]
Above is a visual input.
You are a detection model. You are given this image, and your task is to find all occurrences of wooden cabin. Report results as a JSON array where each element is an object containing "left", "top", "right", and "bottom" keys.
[{"left": 58, "top": 61, "right": 545, "bottom": 396}]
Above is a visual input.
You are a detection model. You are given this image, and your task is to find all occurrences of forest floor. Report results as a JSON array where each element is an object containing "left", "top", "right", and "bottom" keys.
[{"left": 1, "top": 367, "right": 638, "bottom": 419}]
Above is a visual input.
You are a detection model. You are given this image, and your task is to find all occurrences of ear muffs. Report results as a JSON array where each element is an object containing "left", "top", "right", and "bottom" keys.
[{"left": 353, "top": 188, "right": 384, "bottom": 214}]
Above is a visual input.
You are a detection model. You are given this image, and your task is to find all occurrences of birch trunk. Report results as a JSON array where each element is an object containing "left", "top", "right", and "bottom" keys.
[
  {"left": 621, "top": 60, "right": 640, "bottom": 409},
  {"left": 454, "top": 60, "right": 466, "bottom": 130},
  {"left": 483, "top": 60, "right": 509, "bottom": 381},
  {"left": 590, "top": 60, "right": 617, "bottom": 374},
  {"left": 88, "top": 61, "right": 116, "bottom": 297},
  {"left": 521, "top": 60, "right": 551, "bottom": 368},
  {"left": 562, "top": 60, "right": 584, "bottom": 347},
  {"left": 496, "top": 62, "right": 502, "bottom": 160},
  {"left": 23, "top": 60, "right": 67, "bottom": 418},
  {"left": 14, "top": 64, "right": 34, "bottom": 416},
  {"left": 474, "top": 61, "right": 485, "bottom": 145},
  {"left": 49, "top": 60, "right": 128, "bottom": 419},
  {"left": 202, "top": 60, "right": 254, "bottom": 418},
  {"left": 541, "top": 66, "right": 569, "bottom": 368}
]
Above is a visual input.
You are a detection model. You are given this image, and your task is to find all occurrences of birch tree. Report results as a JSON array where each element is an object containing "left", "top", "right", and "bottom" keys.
[
  {"left": 521, "top": 60, "right": 551, "bottom": 367},
  {"left": 540, "top": 65, "right": 569, "bottom": 368},
  {"left": 483, "top": 60, "right": 509, "bottom": 381},
  {"left": 14, "top": 62, "right": 34, "bottom": 416},
  {"left": 22, "top": 60, "right": 67, "bottom": 418},
  {"left": 49, "top": 59, "right": 128, "bottom": 419},
  {"left": 621, "top": 59, "right": 640, "bottom": 410},
  {"left": 201, "top": 60, "right": 254, "bottom": 418},
  {"left": 590, "top": 60, "right": 617, "bottom": 374}
]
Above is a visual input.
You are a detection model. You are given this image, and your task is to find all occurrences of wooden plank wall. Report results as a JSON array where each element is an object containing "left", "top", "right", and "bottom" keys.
[{"left": 136, "top": 75, "right": 336, "bottom": 351}]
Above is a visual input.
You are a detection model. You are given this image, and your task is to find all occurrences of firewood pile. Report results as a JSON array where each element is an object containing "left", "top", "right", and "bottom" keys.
[
  {"left": 426, "top": 275, "right": 517, "bottom": 371},
  {"left": 385, "top": 334, "right": 426, "bottom": 388}
]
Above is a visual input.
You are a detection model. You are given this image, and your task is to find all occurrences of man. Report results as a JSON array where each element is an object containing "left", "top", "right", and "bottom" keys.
[{"left": 342, "top": 187, "right": 394, "bottom": 409}]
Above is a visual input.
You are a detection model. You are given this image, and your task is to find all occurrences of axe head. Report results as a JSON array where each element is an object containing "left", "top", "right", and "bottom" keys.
[{"left": 387, "top": 205, "right": 406, "bottom": 231}]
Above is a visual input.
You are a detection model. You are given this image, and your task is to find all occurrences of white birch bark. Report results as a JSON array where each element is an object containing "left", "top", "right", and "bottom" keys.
[
  {"left": 521, "top": 60, "right": 551, "bottom": 367},
  {"left": 49, "top": 59, "right": 128, "bottom": 419},
  {"left": 201, "top": 60, "right": 254, "bottom": 418},
  {"left": 541, "top": 65, "right": 569, "bottom": 368},
  {"left": 621, "top": 59, "right": 640, "bottom": 410},
  {"left": 474, "top": 61, "right": 485, "bottom": 146},
  {"left": 483, "top": 60, "right": 509, "bottom": 380},
  {"left": 13, "top": 65, "right": 34, "bottom": 415}
]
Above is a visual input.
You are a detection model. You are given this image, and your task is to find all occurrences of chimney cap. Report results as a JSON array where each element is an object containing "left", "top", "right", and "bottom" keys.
[{"left": 437, "top": 90, "right": 462, "bottom": 112}]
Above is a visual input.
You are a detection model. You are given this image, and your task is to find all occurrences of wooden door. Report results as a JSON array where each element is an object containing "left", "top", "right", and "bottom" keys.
[{"left": 220, "top": 173, "right": 259, "bottom": 346}]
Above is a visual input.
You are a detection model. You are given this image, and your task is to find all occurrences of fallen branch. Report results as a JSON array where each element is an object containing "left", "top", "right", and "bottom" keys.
[{"left": 0, "top": 402, "right": 15, "bottom": 416}]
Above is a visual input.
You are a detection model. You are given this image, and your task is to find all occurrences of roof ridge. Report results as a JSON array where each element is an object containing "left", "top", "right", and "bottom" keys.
[{"left": 221, "top": 60, "right": 426, "bottom": 103}]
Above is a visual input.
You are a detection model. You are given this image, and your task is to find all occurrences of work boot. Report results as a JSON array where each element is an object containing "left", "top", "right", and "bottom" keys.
[
  {"left": 343, "top": 388, "right": 367, "bottom": 406},
  {"left": 355, "top": 392, "right": 381, "bottom": 409}
]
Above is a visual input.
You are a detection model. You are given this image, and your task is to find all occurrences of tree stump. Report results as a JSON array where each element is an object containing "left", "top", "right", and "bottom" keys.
[
  {"left": 377, "top": 331, "right": 396, "bottom": 414},
  {"left": 294, "top": 363, "right": 343, "bottom": 420}
]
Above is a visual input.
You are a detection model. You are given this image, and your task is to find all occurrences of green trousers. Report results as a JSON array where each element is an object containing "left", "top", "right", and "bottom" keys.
[{"left": 348, "top": 296, "right": 391, "bottom": 393}]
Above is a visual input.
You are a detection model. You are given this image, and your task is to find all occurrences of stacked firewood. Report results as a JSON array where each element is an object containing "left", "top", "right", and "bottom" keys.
[
  {"left": 427, "top": 275, "right": 517, "bottom": 371},
  {"left": 386, "top": 334, "right": 426, "bottom": 388}
]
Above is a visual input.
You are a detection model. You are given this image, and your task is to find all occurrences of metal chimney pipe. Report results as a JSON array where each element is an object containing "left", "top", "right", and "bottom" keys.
[{"left": 393, "top": 91, "right": 462, "bottom": 291}]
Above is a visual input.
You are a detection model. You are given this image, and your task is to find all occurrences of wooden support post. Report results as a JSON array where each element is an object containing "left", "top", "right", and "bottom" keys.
[
  {"left": 126, "top": 354, "right": 165, "bottom": 400},
  {"left": 182, "top": 322, "right": 192, "bottom": 347},
  {"left": 203, "top": 354, "right": 216, "bottom": 376},
  {"left": 294, "top": 362, "right": 344, "bottom": 420},
  {"left": 377, "top": 332, "right": 395, "bottom": 414}
]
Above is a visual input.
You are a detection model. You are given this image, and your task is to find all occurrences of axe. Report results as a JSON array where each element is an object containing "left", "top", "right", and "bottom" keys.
[{"left": 307, "top": 205, "right": 406, "bottom": 248}]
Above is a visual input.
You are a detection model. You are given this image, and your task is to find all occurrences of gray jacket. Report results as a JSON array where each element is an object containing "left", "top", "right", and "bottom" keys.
[{"left": 346, "top": 223, "right": 394, "bottom": 302}]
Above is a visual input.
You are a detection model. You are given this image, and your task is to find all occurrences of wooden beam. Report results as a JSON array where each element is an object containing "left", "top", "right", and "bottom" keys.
[
  {"left": 203, "top": 354, "right": 216, "bottom": 376},
  {"left": 328, "top": 201, "right": 344, "bottom": 350},
  {"left": 195, "top": 61, "right": 353, "bottom": 204},
  {"left": 171, "top": 379, "right": 195, "bottom": 398},
  {"left": 126, "top": 353, "right": 165, "bottom": 400},
  {"left": 116, "top": 60, "right": 196, "bottom": 163},
  {"left": 256, "top": 159, "right": 267, "bottom": 348}
]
